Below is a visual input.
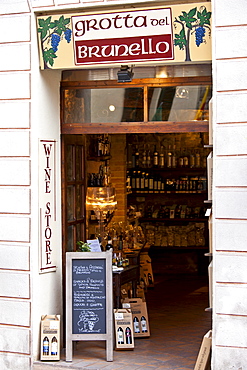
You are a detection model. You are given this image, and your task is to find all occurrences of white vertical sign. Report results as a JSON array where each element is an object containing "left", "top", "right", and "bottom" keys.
[{"left": 39, "top": 139, "right": 57, "bottom": 273}]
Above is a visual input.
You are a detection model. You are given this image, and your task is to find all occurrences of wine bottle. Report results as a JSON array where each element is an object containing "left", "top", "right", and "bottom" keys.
[
  {"left": 141, "top": 316, "right": 148, "bottom": 333},
  {"left": 97, "top": 135, "right": 103, "bottom": 156},
  {"left": 135, "top": 170, "right": 141, "bottom": 190},
  {"left": 43, "top": 336, "right": 49, "bottom": 356},
  {"left": 105, "top": 235, "right": 113, "bottom": 251},
  {"left": 166, "top": 145, "right": 172, "bottom": 168},
  {"left": 117, "top": 327, "right": 124, "bottom": 344},
  {"left": 140, "top": 172, "right": 145, "bottom": 190},
  {"left": 131, "top": 170, "right": 136, "bottom": 190},
  {"left": 172, "top": 144, "right": 177, "bottom": 168},
  {"left": 159, "top": 145, "right": 165, "bottom": 168},
  {"left": 51, "top": 336, "right": 58, "bottom": 355},
  {"left": 148, "top": 174, "right": 154, "bottom": 192},
  {"left": 135, "top": 145, "right": 140, "bottom": 168},
  {"left": 183, "top": 148, "right": 189, "bottom": 168},
  {"left": 112, "top": 252, "right": 117, "bottom": 266},
  {"left": 118, "top": 234, "right": 123, "bottom": 250},
  {"left": 142, "top": 145, "right": 147, "bottom": 168},
  {"left": 146, "top": 145, "right": 151, "bottom": 168},
  {"left": 133, "top": 316, "right": 140, "bottom": 333},
  {"left": 190, "top": 150, "right": 195, "bottom": 168},
  {"left": 125, "top": 327, "right": 132, "bottom": 344},
  {"left": 153, "top": 145, "right": 159, "bottom": 167},
  {"left": 195, "top": 149, "right": 201, "bottom": 168},
  {"left": 144, "top": 173, "right": 149, "bottom": 191},
  {"left": 90, "top": 210, "right": 97, "bottom": 221}
]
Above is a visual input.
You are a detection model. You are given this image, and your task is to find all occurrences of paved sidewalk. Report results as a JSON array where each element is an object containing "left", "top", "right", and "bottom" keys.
[{"left": 34, "top": 274, "right": 211, "bottom": 370}]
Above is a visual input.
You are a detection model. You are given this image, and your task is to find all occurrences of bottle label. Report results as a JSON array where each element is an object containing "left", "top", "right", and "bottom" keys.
[
  {"left": 43, "top": 339, "right": 49, "bottom": 355},
  {"left": 154, "top": 156, "right": 158, "bottom": 166},
  {"left": 141, "top": 319, "right": 147, "bottom": 332},
  {"left": 134, "top": 321, "right": 140, "bottom": 333},
  {"left": 118, "top": 331, "right": 124, "bottom": 343},
  {"left": 51, "top": 342, "right": 58, "bottom": 355}
]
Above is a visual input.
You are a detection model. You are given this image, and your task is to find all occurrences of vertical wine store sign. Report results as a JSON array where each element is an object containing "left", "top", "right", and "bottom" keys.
[{"left": 39, "top": 139, "right": 57, "bottom": 273}]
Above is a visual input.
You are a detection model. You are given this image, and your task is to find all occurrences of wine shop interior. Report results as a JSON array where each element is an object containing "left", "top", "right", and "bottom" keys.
[{"left": 61, "top": 65, "right": 212, "bottom": 367}]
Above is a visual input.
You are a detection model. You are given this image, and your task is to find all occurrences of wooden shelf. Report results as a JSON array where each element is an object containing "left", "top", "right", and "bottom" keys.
[
  {"left": 129, "top": 190, "right": 207, "bottom": 195},
  {"left": 150, "top": 245, "right": 208, "bottom": 250},
  {"left": 128, "top": 166, "right": 207, "bottom": 173},
  {"left": 87, "top": 155, "right": 111, "bottom": 161},
  {"left": 139, "top": 217, "right": 207, "bottom": 223}
]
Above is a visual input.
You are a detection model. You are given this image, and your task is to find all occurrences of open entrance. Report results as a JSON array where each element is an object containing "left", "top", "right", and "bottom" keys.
[{"left": 60, "top": 65, "right": 212, "bottom": 368}]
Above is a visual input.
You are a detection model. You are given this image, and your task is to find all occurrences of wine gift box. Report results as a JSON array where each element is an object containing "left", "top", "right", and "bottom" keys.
[
  {"left": 40, "top": 315, "right": 60, "bottom": 361},
  {"left": 194, "top": 330, "right": 212, "bottom": 370},
  {"left": 114, "top": 309, "right": 134, "bottom": 350},
  {"left": 139, "top": 253, "right": 154, "bottom": 288},
  {"left": 122, "top": 298, "right": 150, "bottom": 338}
]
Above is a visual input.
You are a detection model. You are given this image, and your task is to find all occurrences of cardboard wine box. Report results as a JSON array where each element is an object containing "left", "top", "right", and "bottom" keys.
[
  {"left": 114, "top": 309, "right": 134, "bottom": 350},
  {"left": 194, "top": 330, "right": 212, "bottom": 370},
  {"left": 122, "top": 298, "right": 150, "bottom": 338},
  {"left": 40, "top": 315, "right": 60, "bottom": 361},
  {"left": 139, "top": 253, "right": 154, "bottom": 288}
]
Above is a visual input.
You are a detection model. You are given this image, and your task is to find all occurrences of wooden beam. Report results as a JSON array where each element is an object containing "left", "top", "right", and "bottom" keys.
[{"left": 61, "top": 121, "right": 209, "bottom": 134}]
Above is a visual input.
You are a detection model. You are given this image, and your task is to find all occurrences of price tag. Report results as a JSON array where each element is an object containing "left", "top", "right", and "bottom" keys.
[
  {"left": 122, "top": 303, "right": 131, "bottom": 309},
  {"left": 115, "top": 312, "right": 124, "bottom": 320},
  {"left": 50, "top": 321, "right": 59, "bottom": 330}
]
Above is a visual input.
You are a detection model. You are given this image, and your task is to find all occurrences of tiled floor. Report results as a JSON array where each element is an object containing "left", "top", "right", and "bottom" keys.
[{"left": 34, "top": 274, "right": 211, "bottom": 370}]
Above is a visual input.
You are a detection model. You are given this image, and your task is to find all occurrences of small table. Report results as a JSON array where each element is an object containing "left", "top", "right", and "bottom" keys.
[{"left": 113, "top": 265, "right": 139, "bottom": 309}]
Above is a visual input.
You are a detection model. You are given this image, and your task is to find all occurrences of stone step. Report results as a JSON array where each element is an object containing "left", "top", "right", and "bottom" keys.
[{"left": 33, "top": 361, "right": 89, "bottom": 370}]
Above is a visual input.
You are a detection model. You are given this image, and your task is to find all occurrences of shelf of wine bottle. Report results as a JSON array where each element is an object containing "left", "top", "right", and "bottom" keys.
[
  {"left": 150, "top": 245, "right": 208, "bottom": 250},
  {"left": 139, "top": 217, "right": 207, "bottom": 223},
  {"left": 128, "top": 190, "right": 207, "bottom": 195}
]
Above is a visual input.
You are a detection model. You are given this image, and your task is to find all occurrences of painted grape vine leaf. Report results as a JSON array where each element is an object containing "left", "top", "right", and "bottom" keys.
[
  {"left": 38, "top": 15, "right": 72, "bottom": 69},
  {"left": 174, "top": 6, "right": 211, "bottom": 61}
]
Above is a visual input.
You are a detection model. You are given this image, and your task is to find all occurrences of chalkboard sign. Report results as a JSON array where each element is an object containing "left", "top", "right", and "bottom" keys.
[
  {"left": 72, "top": 258, "right": 106, "bottom": 334},
  {"left": 66, "top": 252, "right": 113, "bottom": 362}
]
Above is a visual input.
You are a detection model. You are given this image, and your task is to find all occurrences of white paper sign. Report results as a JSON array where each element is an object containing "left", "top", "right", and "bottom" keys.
[{"left": 87, "top": 239, "right": 102, "bottom": 252}]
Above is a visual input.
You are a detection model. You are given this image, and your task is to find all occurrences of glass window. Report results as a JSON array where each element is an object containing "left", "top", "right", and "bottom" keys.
[
  {"left": 67, "top": 185, "right": 75, "bottom": 221},
  {"left": 148, "top": 85, "right": 211, "bottom": 122},
  {"left": 63, "top": 87, "right": 144, "bottom": 124},
  {"left": 67, "top": 225, "right": 74, "bottom": 252}
]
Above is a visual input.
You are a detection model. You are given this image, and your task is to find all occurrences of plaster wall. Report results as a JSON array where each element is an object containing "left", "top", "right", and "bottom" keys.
[
  {"left": 212, "top": 0, "right": 247, "bottom": 368},
  {"left": 0, "top": 1, "right": 62, "bottom": 369}
]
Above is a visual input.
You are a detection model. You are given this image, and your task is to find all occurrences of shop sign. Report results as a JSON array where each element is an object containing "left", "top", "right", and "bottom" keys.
[
  {"left": 72, "top": 8, "right": 173, "bottom": 65},
  {"left": 37, "top": 2, "right": 211, "bottom": 70},
  {"left": 39, "top": 139, "right": 57, "bottom": 273}
]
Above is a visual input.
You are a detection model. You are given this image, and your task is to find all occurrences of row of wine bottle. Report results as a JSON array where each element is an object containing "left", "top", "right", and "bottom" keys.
[
  {"left": 88, "top": 162, "right": 111, "bottom": 187},
  {"left": 42, "top": 336, "right": 58, "bottom": 356},
  {"left": 117, "top": 326, "right": 132, "bottom": 344},
  {"left": 127, "top": 170, "right": 207, "bottom": 192},
  {"left": 89, "top": 134, "right": 111, "bottom": 157},
  {"left": 127, "top": 144, "right": 207, "bottom": 169},
  {"left": 117, "top": 316, "right": 148, "bottom": 344}
]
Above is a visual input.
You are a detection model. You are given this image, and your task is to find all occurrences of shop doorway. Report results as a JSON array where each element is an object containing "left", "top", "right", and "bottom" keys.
[{"left": 60, "top": 66, "right": 212, "bottom": 367}]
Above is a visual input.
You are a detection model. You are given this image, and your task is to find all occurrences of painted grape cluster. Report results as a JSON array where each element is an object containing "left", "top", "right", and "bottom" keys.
[
  {"left": 64, "top": 28, "right": 72, "bottom": 43},
  {"left": 195, "top": 26, "right": 206, "bottom": 47},
  {"left": 51, "top": 34, "right": 61, "bottom": 52}
]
